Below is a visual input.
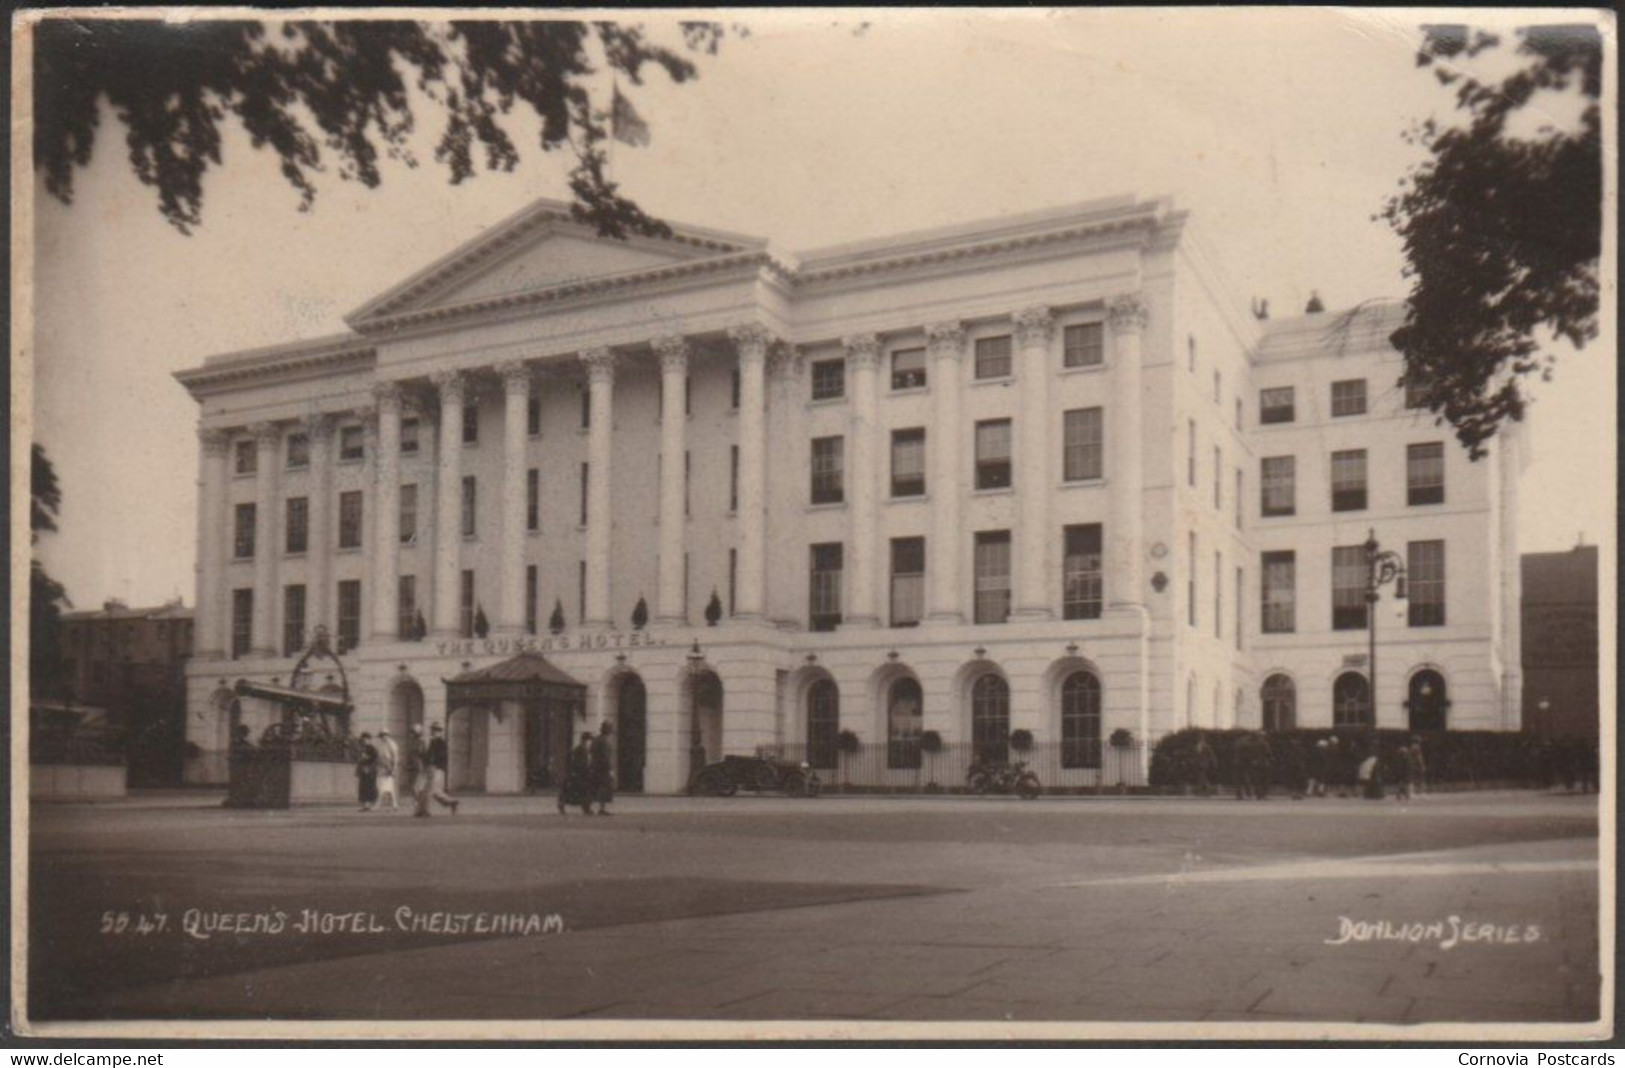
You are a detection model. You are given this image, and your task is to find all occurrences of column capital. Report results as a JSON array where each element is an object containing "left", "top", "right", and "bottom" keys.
[
  {"left": 429, "top": 369, "right": 467, "bottom": 405},
  {"left": 198, "top": 427, "right": 231, "bottom": 456},
  {"left": 248, "top": 421, "right": 281, "bottom": 446},
  {"left": 651, "top": 334, "right": 690, "bottom": 374},
  {"left": 495, "top": 359, "right": 533, "bottom": 393},
  {"left": 1014, "top": 306, "right": 1056, "bottom": 346},
  {"left": 767, "top": 343, "right": 804, "bottom": 381},
  {"left": 727, "top": 322, "right": 776, "bottom": 359},
  {"left": 373, "top": 380, "right": 405, "bottom": 413},
  {"left": 926, "top": 320, "right": 967, "bottom": 358},
  {"left": 580, "top": 347, "right": 618, "bottom": 383},
  {"left": 842, "top": 333, "right": 883, "bottom": 370},
  {"left": 1107, "top": 294, "right": 1149, "bottom": 335}
]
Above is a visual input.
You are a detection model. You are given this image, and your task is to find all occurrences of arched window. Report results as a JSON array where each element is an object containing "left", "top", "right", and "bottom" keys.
[
  {"left": 886, "top": 677, "right": 923, "bottom": 769},
  {"left": 1333, "top": 672, "right": 1372, "bottom": 728},
  {"left": 1261, "top": 674, "right": 1296, "bottom": 731},
  {"left": 806, "top": 678, "right": 839, "bottom": 769},
  {"left": 1060, "top": 671, "right": 1102, "bottom": 768},
  {"left": 971, "top": 674, "right": 1010, "bottom": 764},
  {"left": 1407, "top": 670, "right": 1448, "bottom": 732}
]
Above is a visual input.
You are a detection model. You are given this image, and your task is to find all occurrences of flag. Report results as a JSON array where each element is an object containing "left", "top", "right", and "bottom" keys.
[{"left": 610, "top": 84, "right": 651, "bottom": 148}]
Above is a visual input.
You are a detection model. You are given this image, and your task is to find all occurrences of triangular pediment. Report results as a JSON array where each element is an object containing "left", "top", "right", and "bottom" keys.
[{"left": 348, "top": 198, "right": 766, "bottom": 327}]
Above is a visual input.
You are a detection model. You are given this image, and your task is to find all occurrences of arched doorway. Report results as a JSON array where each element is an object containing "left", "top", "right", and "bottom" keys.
[
  {"left": 387, "top": 678, "right": 424, "bottom": 739},
  {"left": 689, "top": 670, "right": 724, "bottom": 779},
  {"left": 1060, "top": 671, "right": 1102, "bottom": 768},
  {"left": 886, "top": 677, "right": 923, "bottom": 769},
  {"left": 615, "top": 673, "right": 647, "bottom": 792},
  {"left": 806, "top": 677, "right": 839, "bottom": 770},
  {"left": 1407, "top": 670, "right": 1449, "bottom": 732},
  {"left": 1261, "top": 674, "right": 1296, "bottom": 731},
  {"left": 1333, "top": 672, "right": 1372, "bottom": 728},
  {"left": 970, "top": 674, "right": 1010, "bottom": 764}
]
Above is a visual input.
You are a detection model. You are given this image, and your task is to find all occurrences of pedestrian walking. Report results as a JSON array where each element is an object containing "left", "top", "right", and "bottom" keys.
[
  {"left": 590, "top": 721, "right": 617, "bottom": 816},
  {"left": 1409, "top": 736, "right": 1428, "bottom": 798},
  {"left": 406, "top": 724, "right": 430, "bottom": 817},
  {"left": 1248, "top": 731, "right": 1274, "bottom": 801},
  {"left": 375, "top": 728, "right": 400, "bottom": 810},
  {"left": 356, "top": 732, "right": 379, "bottom": 811},
  {"left": 1306, "top": 738, "right": 1329, "bottom": 797},
  {"left": 1357, "top": 745, "right": 1384, "bottom": 800},
  {"left": 423, "top": 722, "right": 459, "bottom": 815},
  {"left": 559, "top": 732, "right": 595, "bottom": 816}
]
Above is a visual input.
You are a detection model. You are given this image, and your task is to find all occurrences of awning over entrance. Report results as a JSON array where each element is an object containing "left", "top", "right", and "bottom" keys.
[{"left": 444, "top": 652, "right": 588, "bottom": 706}]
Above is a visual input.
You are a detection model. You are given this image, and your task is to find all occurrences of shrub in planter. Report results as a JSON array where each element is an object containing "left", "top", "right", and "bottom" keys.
[
  {"left": 1009, "top": 729, "right": 1034, "bottom": 753},
  {"left": 921, "top": 731, "right": 943, "bottom": 792},
  {"left": 1109, "top": 728, "right": 1135, "bottom": 748},
  {"left": 836, "top": 729, "right": 861, "bottom": 753}
]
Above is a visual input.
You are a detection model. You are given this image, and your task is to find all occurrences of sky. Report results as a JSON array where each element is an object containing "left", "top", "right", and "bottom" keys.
[{"left": 25, "top": 7, "right": 1615, "bottom": 610}]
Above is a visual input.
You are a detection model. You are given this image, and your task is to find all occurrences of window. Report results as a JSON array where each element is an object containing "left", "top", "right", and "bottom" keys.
[
  {"left": 580, "top": 389, "right": 591, "bottom": 429},
  {"left": 887, "top": 676, "right": 923, "bottom": 769},
  {"left": 728, "top": 548, "right": 737, "bottom": 615},
  {"left": 285, "top": 433, "right": 309, "bottom": 470},
  {"left": 807, "top": 678, "right": 839, "bottom": 769},
  {"left": 1213, "top": 446, "right": 1222, "bottom": 508},
  {"left": 231, "top": 589, "right": 253, "bottom": 658},
  {"left": 579, "top": 463, "right": 589, "bottom": 525},
  {"left": 975, "top": 419, "right": 1013, "bottom": 490},
  {"left": 971, "top": 674, "right": 1010, "bottom": 764},
  {"left": 1330, "top": 449, "right": 1368, "bottom": 511},
  {"left": 339, "top": 425, "right": 364, "bottom": 461},
  {"left": 1213, "top": 368, "right": 1222, "bottom": 404},
  {"left": 234, "top": 503, "right": 256, "bottom": 559},
  {"left": 525, "top": 566, "right": 538, "bottom": 635},
  {"left": 527, "top": 397, "right": 542, "bottom": 436},
  {"left": 338, "top": 490, "right": 363, "bottom": 549},
  {"left": 809, "top": 543, "right": 843, "bottom": 632},
  {"left": 1408, "top": 540, "right": 1446, "bottom": 626},
  {"left": 285, "top": 497, "right": 308, "bottom": 554},
  {"left": 1262, "top": 675, "right": 1296, "bottom": 731},
  {"left": 1407, "top": 442, "right": 1445, "bottom": 505},
  {"left": 890, "top": 537, "right": 925, "bottom": 627},
  {"left": 1261, "top": 456, "right": 1295, "bottom": 517},
  {"left": 399, "top": 484, "right": 417, "bottom": 544},
  {"left": 461, "top": 402, "right": 479, "bottom": 445},
  {"left": 1331, "top": 379, "right": 1367, "bottom": 417},
  {"left": 400, "top": 418, "right": 420, "bottom": 456},
  {"left": 1333, "top": 672, "right": 1372, "bottom": 727},
  {"left": 1187, "top": 419, "right": 1196, "bottom": 486},
  {"left": 1061, "top": 672, "right": 1102, "bottom": 768},
  {"left": 1063, "top": 322, "right": 1104, "bottom": 368},
  {"left": 1188, "top": 531, "right": 1197, "bottom": 628},
  {"left": 1235, "top": 396, "right": 1243, "bottom": 430},
  {"left": 729, "top": 446, "right": 740, "bottom": 511},
  {"left": 1405, "top": 374, "right": 1430, "bottom": 410},
  {"left": 1260, "top": 387, "right": 1294, "bottom": 425},
  {"left": 1332, "top": 545, "right": 1368, "bottom": 630},
  {"left": 1063, "top": 408, "right": 1103, "bottom": 481},
  {"left": 527, "top": 469, "right": 540, "bottom": 531},
  {"left": 283, "top": 584, "right": 306, "bottom": 657},
  {"left": 811, "top": 358, "right": 845, "bottom": 401},
  {"left": 684, "top": 451, "right": 691, "bottom": 516},
  {"left": 810, "top": 436, "right": 845, "bottom": 504},
  {"left": 1187, "top": 336, "right": 1197, "bottom": 373},
  {"left": 891, "top": 428, "right": 926, "bottom": 497},
  {"left": 456, "top": 477, "right": 475, "bottom": 538},
  {"left": 1235, "top": 469, "right": 1244, "bottom": 529},
  {"left": 234, "top": 439, "right": 257, "bottom": 475},
  {"left": 578, "top": 560, "right": 587, "bottom": 622},
  {"left": 974, "top": 530, "right": 1012, "bottom": 624},
  {"left": 1235, "top": 567, "right": 1244, "bottom": 650},
  {"left": 337, "top": 580, "right": 361, "bottom": 653},
  {"left": 398, "top": 575, "right": 417, "bottom": 639},
  {"left": 730, "top": 368, "right": 741, "bottom": 410},
  {"left": 459, "top": 570, "right": 475, "bottom": 639},
  {"left": 974, "top": 335, "right": 1013, "bottom": 379},
  {"left": 1062, "top": 524, "right": 1103, "bottom": 620},
  {"left": 892, "top": 348, "right": 927, "bottom": 389},
  {"left": 1214, "top": 550, "right": 1223, "bottom": 639},
  {"left": 684, "top": 374, "right": 692, "bottom": 416}
]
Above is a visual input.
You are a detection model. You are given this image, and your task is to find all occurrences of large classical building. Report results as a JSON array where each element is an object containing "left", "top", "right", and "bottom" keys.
[{"left": 178, "top": 194, "right": 1523, "bottom": 792}]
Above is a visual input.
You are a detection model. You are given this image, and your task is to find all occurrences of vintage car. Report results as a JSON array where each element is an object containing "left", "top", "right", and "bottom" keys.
[{"left": 687, "top": 754, "right": 822, "bottom": 798}]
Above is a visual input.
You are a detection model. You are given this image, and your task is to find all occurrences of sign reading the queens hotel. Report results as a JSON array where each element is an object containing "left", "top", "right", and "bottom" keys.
[{"left": 176, "top": 192, "right": 1524, "bottom": 795}]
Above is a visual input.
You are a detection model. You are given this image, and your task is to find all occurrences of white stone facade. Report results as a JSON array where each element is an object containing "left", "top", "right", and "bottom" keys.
[{"left": 178, "top": 195, "right": 1521, "bottom": 793}]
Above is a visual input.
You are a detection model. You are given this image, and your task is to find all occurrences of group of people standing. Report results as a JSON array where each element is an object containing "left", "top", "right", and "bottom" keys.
[
  {"left": 355, "top": 724, "right": 459, "bottom": 817},
  {"left": 560, "top": 721, "right": 616, "bottom": 816},
  {"left": 1187, "top": 732, "right": 1430, "bottom": 802}
]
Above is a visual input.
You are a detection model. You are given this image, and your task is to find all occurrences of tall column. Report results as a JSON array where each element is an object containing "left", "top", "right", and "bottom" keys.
[
  {"left": 249, "top": 421, "right": 281, "bottom": 657},
  {"left": 653, "top": 335, "right": 689, "bottom": 624},
  {"left": 843, "top": 333, "right": 883, "bottom": 627},
  {"left": 497, "top": 360, "right": 532, "bottom": 636},
  {"left": 429, "top": 370, "right": 465, "bottom": 638},
  {"left": 728, "top": 323, "right": 772, "bottom": 620},
  {"left": 581, "top": 348, "right": 617, "bottom": 627},
  {"left": 925, "top": 321, "right": 966, "bottom": 623},
  {"left": 371, "top": 384, "right": 403, "bottom": 640},
  {"left": 1106, "top": 294, "right": 1148, "bottom": 608},
  {"left": 1013, "top": 307, "right": 1056, "bottom": 619},
  {"left": 195, "top": 428, "right": 230, "bottom": 659},
  {"left": 306, "top": 415, "right": 334, "bottom": 635}
]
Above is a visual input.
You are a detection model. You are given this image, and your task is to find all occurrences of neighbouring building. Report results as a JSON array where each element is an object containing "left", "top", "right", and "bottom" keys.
[
  {"left": 176, "top": 194, "right": 1523, "bottom": 793},
  {"left": 1521, "top": 543, "right": 1599, "bottom": 740}
]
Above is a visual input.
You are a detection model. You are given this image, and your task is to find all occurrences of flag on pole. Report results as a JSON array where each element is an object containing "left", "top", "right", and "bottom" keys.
[{"left": 610, "top": 84, "right": 651, "bottom": 147}]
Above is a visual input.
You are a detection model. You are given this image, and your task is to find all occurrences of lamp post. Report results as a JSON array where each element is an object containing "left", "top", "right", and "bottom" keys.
[
  {"left": 1363, "top": 529, "right": 1407, "bottom": 729},
  {"left": 686, "top": 639, "right": 705, "bottom": 785}
]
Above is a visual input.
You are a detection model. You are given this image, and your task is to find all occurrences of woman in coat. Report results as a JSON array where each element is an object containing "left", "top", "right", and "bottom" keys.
[
  {"left": 558, "top": 732, "right": 596, "bottom": 816},
  {"left": 356, "top": 732, "right": 380, "bottom": 812}
]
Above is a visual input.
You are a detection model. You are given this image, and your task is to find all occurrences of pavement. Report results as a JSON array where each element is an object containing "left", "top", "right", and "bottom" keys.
[{"left": 23, "top": 789, "right": 1605, "bottom": 1037}]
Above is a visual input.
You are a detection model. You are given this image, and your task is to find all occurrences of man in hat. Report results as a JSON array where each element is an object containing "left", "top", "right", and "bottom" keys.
[
  {"left": 375, "top": 728, "right": 400, "bottom": 810},
  {"left": 423, "top": 722, "right": 459, "bottom": 816},
  {"left": 406, "top": 724, "right": 430, "bottom": 817},
  {"left": 590, "top": 720, "right": 617, "bottom": 816}
]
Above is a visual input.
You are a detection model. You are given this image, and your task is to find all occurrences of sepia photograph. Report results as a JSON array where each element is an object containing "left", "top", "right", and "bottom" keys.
[{"left": 12, "top": 6, "right": 1614, "bottom": 1043}]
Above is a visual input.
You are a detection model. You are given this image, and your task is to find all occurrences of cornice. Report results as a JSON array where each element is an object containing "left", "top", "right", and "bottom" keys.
[{"left": 174, "top": 337, "right": 376, "bottom": 398}]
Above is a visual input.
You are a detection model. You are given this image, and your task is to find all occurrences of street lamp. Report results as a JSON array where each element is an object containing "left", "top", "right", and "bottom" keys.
[
  {"left": 686, "top": 640, "right": 706, "bottom": 783},
  {"left": 1363, "top": 528, "right": 1406, "bottom": 729}
]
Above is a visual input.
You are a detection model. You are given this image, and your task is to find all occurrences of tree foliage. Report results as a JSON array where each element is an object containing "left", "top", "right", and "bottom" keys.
[
  {"left": 33, "top": 18, "right": 726, "bottom": 238},
  {"left": 31, "top": 446, "right": 71, "bottom": 697},
  {"left": 1381, "top": 23, "right": 1602, "bottom": 459}
]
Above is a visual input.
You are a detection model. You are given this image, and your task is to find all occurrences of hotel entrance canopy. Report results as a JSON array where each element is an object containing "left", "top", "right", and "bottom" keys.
[{"left": 443, "top": 652, "right": 587, "bottom": 711}]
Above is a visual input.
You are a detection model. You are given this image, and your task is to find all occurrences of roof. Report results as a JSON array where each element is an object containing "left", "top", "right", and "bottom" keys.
[
  {"left": 61, "top": 602, "right": 193, "bottom": 623},
  {"left": 446, "top": 652, "right": 586, "bottom": 691},
  {"left": 1255, "top": 300, "right": 1407, "bottom": 363},
  {"left": 1522, "top": 546, "right": 1599, "bottom": 606}
]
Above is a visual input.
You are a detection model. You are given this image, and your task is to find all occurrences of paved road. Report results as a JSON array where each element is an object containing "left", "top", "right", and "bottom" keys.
[{"left": 26, "top": 790, "right": 1603, "bottom": 1034}]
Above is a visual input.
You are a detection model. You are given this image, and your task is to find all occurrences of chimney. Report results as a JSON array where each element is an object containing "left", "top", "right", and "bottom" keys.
[
  {"left": 1305, "top": 290, "right": 1325, "bottom": 314},
  {"left": 102, "top": 598, "right": 127, "bottom": 613}
]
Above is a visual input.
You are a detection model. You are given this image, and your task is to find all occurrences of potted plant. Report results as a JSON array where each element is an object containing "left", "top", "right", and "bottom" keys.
[
  {"left": 1109, "top": 728, "right": 1136, "bottom": 794},
  {"left": 1010, "top": 729, "right": 1034, "bottom": 753},
  {"left": 836, "top": 729, "right": 860, "bottom": 792},
  {"left": 920, "top": 730, "right": 943, "bottom": 793}
]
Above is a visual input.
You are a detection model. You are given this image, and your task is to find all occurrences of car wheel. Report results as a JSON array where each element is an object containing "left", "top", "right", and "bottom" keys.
[
  {"left": 696, "top": 769, "right": 733, "bottom": 797},
  {"left": 1017, "top": 774, "right": 1042, "bottom": 800},
  {"left": 781, "top": 771, "right": 806, "bottom": 796}
]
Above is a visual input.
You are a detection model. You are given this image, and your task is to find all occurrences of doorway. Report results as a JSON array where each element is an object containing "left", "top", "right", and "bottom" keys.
[
  {"left": 689, "top": 670, "right": 724, "bottom": 779},
  {"left": 615, "top": 674, "right": 647, "bottom": 793},
  {"left": 1407, "top": 670, "right": 1449, "bottom": 732}
]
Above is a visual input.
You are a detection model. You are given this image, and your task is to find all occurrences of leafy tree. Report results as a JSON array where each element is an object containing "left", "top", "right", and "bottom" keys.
[
  {"left": 32, "top": 18, "right": 726, "bottom": 238},
  {"left": 31, "top": 445, "right": 71, "bottom": 697},
  {"left": 1381, "top": 23, "right": 1601, "bottom": 459}
]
